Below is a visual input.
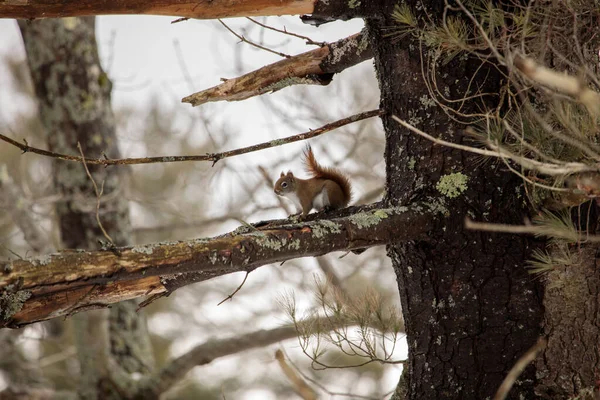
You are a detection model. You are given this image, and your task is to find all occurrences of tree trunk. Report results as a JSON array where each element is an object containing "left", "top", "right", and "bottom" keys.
[
  {"left": 367, "top": 3, "right": 543, "bottom": 398},
  {"left": 18, "top": 17, "right": 154, "bottom": 398}
]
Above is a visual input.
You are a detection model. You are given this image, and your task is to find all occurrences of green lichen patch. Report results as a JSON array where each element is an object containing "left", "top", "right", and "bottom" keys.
[
  {"left": 264, "top": 77, "right": 315, "bottom": 93},
  {"left": 262, "top": 238, "right": 286, "bottom": 251},
  {"left": 426, "top": 196, "right": 450, "bottom": 216},
  {"left": 436, "top": 173, "right": 468, "bottom": 198},
  {"left": 348, "top": 0, "right": 361, "bottom": 8},
  {"left": 312, "top": 220, "right": 342, "bottom": 238},
  {"left": 349, "top": 209, "right": 390, "bottom": 229},
  {"left": 0, "top": 290, "right": 32, "bottom": 320},
  {"left": 29, "top": 254, "right": 53, "bottom": 266},
  {"left": 131, "top": 243, "right": 160, "bottom": 255}
]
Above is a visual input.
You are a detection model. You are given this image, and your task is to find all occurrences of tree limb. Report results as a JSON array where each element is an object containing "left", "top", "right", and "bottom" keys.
[
  {"left": 182, "top": 31, "right": 373, "bottom": 106},
  {"left": 0, "top": 203, "right": 433, "bottom": 327},
  {"left": 0, "top": 0, "right": 376, "bottom": 21},
  {"left": 0, "top": 0, "right": 315, "bottom": 19}
]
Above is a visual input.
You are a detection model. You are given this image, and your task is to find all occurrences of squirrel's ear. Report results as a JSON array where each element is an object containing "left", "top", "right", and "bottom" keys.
[
  {"left": 280, "top": 171, "right": 285, "bottom": 177},
  {"left": 287, "top": 171, "right": 293, "bottom": 177}
]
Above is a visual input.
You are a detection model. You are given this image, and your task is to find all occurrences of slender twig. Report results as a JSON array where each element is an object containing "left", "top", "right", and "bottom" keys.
[
  {"left": 392, "top": 115, "right": 598, "bottom": 176},
  {"left": 280, "top": 348, "right": 382, "bottom": 400},
  {"left": 217, "top": 271, "right": 250, "bottom": 305},
  {"left": 218, "top": 19, "right": 291, "bottom": 59},
  {"left": 246, "top": 17, "right": 325, "bottom": 47},
  {"left": 465, "top": 218, "right": 600, "bottom": 242},
  {"left": 275, "top": 349, "right": 318, "bottom": 400},
  {"left": 76, "top": 142, "right": 114, "bottom": 245},
  {"left": 493, "top": 338, "right": 547, "bottom": 400},
  {"left": 1, "top": 109, "right": 383, "bottom": 166}
]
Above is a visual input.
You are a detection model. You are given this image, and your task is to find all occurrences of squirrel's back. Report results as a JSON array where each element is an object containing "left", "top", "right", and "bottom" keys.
[{"left": 303, "top": 145, "right": 352, "bottom": 206}]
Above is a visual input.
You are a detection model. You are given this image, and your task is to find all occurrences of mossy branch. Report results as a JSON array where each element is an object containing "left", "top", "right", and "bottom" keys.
[{"left": 0, "top": 203, "right": 433, "bottom": 328}]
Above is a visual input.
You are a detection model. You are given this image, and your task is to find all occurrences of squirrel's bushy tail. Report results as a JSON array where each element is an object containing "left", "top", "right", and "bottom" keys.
[{"left": 303, "top": 145, "right": 352, "bottom": 205}]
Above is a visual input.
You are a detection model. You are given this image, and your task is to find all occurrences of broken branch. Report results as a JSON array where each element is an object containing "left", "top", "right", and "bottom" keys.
[{"left": 182, "top": 31, "right": 373, "bottom": 106}]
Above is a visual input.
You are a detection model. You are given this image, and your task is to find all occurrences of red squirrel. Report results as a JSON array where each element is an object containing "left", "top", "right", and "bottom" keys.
[{"left": 273, "top": 145, "right": 352, "bottom": 217}]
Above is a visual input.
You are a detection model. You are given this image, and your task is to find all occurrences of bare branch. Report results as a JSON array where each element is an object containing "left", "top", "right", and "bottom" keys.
[
  {"left": 0, "top": 110, "right": 382, "bottom": 166},
  {"left": 514, "top": 56, "right": 600, "bottom": 117},
  {"left": 0, "top": 203, "right": 433, "bottom": 327},
  {"left": 217, "top": 271, "right": 250, "bottom": 305},
  {"left": 136, "top": 317, "right": 353, "bottom": 398},
  {"left": 76, "top": 142, "right": 114, "bottom": 246},
  {"left": 392, "top": 115, "right": 599, "bottom": 176},
  {"left": 218, "top": 19, "right": 291, "bottom": 58},
  {"left": 493, "top": 338, "right": 547, "bottom": 400},
  {"left": 182, "top": 31, "right": 373, "bottom": 106},
  {"left": 465, "top": 218, "right": 600, "bottom": 242},
  {"left": 246, "top": 17, "right": 325, "bottom": 47}
]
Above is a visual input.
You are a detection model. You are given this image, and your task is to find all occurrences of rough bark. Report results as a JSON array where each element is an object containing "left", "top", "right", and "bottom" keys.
[
  {"left": 531, "top": 6, "right": 600, "bottom": 397},
  {"left": 366, "top": 2, "right": 543, "bottom": 399},
  {"left": 17, "top": 17, "right": 154, "bottom": 398},
  {"left": 0, "top": 203, "right": 432, "bottom": 327},
  {"left": 535, "top": 247, "right": 600, "bottom": 398},
  {"left": 182, "top": 30, "right": 372, "bottom": 106}
]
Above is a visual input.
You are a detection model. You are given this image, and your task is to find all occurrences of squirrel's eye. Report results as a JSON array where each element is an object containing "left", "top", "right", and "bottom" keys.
[{"left": 281, "top": 182, "right": 288, "bottom": 188}]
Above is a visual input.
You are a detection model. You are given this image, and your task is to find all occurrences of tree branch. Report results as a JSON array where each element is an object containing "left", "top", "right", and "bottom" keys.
[
  {"left": 136, "top": 313, "right": 390, "bottom": 399},
  {"left": 0, "top": 0, "right": 315, "bottom": 19},
  {"left": 136, "top": 324, "right": 309, "bottom": 398},
  {"left": 182, "top": 31, "right": 373, "bottom": 106},
  {"left": 0, "top": 203, "right": 433, "bottom": 327},
  {"left": 0, "top": 0, "right": 375, "bottom": 21},
  {"left": 0, "top": 109, "right": 382, "bottom": 166}
]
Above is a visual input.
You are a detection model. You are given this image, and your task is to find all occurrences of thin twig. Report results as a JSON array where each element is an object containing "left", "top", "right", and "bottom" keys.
[
  {"left": 218, "top": 19, "right": 291, "bottom": 59},
  {"left": 392, "top": 115, "right": 598, "bottom": 176},
  {"left": 1, "top": 109, "right": 383, "bottom": 166},
  {"left": 137, "top": 292, "right": 169, "bottom": 311},
  {"left": 217, "top": 271, "right": 250, "bottom": 305},
  {"left": 493, "top": 338, "right": 547, "bottom": 400},
  {"left": 246, "top": 17, "right": 325, "bottom": 47},
  {"left": 465, "top": 218, "right": 600, "bottom": 242},
  {"left": 280, "top": 348, "right": 382, "bottom": 400},
  {"left": 76, "top": 142, "right": 114, "bottom": 245},
  {"left": 275, "top": 349, "right": 318, "bottom": 400}
]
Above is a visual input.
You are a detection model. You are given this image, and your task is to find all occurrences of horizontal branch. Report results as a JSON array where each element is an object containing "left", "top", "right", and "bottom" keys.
[
  {"left": 0, "top": 109, "right": 382, "bottom": 166},
  {"left": 0, "top": 203, "right": 433, "bottom": 328},
  {"left": 182, "top": 31, "right": 373, "bottom": 106},
  {"left": 0, "top": 0, "right": 314, "bottom": 19},
  {"left": 392, "top": 115, "right": 600, "bottom": 176},
  {"left": 137, "top": 324, "right": 304, "bottom": 398}
]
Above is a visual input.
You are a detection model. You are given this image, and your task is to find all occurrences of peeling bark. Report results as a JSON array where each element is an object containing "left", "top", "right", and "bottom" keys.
[
  {"left": 1, "top": 204, "right": 432, "bottom": 327},
  {"left": 182, "top": 31, "right": 372, "bottom": 106}
]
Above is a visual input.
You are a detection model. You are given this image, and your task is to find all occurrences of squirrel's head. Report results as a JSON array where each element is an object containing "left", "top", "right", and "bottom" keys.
[{"left": 274, "top": 171, "right": 296, "bottom": 196}]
